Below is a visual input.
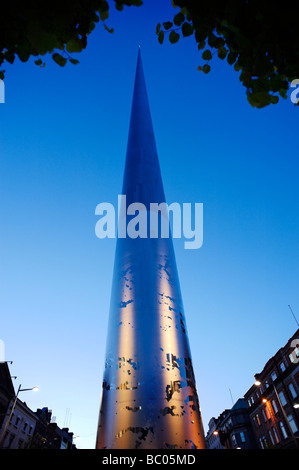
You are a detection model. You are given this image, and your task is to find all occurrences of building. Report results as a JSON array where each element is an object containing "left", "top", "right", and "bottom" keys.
[
  {"left": 0, "top": 362, "right": 15, "bottom": 432},
  {"left": 205, "top": 416, "right": 225, "bottom": 449},
  {"left": 0, "top": 396, "right": 38, "bottom": 449},
  {"left": 0, "top": 363, "right": 76, "bottom": 449},
  {"left": 207, "top": 399, "right": 257, "bottom": 449},
  {"left": 244, "top": 328, "right": 299, "bottom": 449},
  {"left": 31, "top": 407, "right": 75, "bottom": 449},
  {"left": 96, "top": 49, "right": 206, "bottom": 449}
]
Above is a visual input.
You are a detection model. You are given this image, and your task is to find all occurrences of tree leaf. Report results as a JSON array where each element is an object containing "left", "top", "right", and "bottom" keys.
[
  {"left": 52, "top": 53, "right": 67, "bottom": 67},
  {"left": 34, "top": 58, "right": 43, "bottom": 65},
  {"left": 181, "top": 22, "right": 193, "bottom": 37},
  {"left": 202, "top": 64, "right": 211, "bottom": 74},
  {"left": 173, "top": 12, "right": 185, "bottom": 26},
  {"left": 217, "top": 47, "right": 228, "bottom": 60},
  {"left": 197, "top": 41, "right": 206, "bottom": 50},
  {"left": 163, "top": 21, "right": 173, "bottom": 30},
  {"left": 66, "top": 38, "right": 83, "bottom": 53},
  {"left": 158, "top": 31, "right": 164, "bottom": 45},
  {"left": 169, "top": 30, "right": 180, "bottom": 44},
  {"left": 202, "top": 50, "right": 212, "bottom": 61},
  {"left": 69, "top": 58, "right": 80, "bottom": 65}
]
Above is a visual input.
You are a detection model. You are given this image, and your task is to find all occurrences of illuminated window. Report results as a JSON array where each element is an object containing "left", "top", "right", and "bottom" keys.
[
  {"left": 278, "top": 390, "right": 287, "bottom": 406},
  {"left": 279, "top": 421, "right": 288, "bottom": 439},
  {"left": 271, "top": 371, "right": 277, "bottom": 382},
  {"left": 239, "top": 432, "right": 246, "bottom": 443},
  {"left": 256, "top": 413, "right": 261, "bottom": 426},
  {"left": 279, "top": 362, "right": 286, "bottom": 372},
  {"left": 268, "top": 429, "right": 275, "bottom": 446},
  {"left": 287, "top": 414, "right": 298, "bottom": 433},
  {"left": 288, "top": 382, "right": 297, "bottom": 399},
  {"left": 271, "top": 399, "right": 278, "bottom": 414},
  {"left": 272, "top": 426, "right": 280, "bottom": 443},
  {"left": 261, "top": 408, "right": 267, "bottom": 422}
]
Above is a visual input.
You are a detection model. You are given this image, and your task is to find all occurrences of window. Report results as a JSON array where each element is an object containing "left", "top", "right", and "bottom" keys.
[
  {"left": 279, "top": 362, "right": 286, "bottom": 372},
  {"left": 278, "top": 390, "right": 287, "bottom": 406},
  {"left": 265, "top": 406, "right": 271, "bottom": 420},
  {"left": 262, "top": 408, "right": 267, "bottom": 422},
  {"left": 29, "top": 425, "right": 33, "bottom": 435},
  {"left": 279, "top": 421, "right": 288, "bottom": 439},
  {"left": 256, "top": 413, "right": 261, "bottom": 426},
  {"left": 288, "top": 382, "right": 297, "bottom": 399},
  {"left": 15, "top": 416, "right": 20, "bottom": 426},
  {"left": 271, "top": 399, "right": 278, "bottom": 414},
  {"left": 247, "top": 399, "right": 251, "bottom": 408},
  {"left": 268, "top": 429, "right": 275, "bottom": 446},
  {"left": 23, "top": 422, "right": 28, "bottom": 432},
  {"left": 272, "top": 426, "right": 280, "bottom": 444},
  {"left": 259, "top": 435, "right": 267, "bottom": 449},
  {"left": 239, "top": 432, "right": 246, "bottom": 443},
  {"left": 271, "top": 371, "right": 277, "bottom": 382},
  {"left": 287, "top": 414, "right": 298, "bottom": 433}
]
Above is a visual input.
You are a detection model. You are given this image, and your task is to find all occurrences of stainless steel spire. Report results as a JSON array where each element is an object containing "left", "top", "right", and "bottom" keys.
[{"left": 96, "top": 49, "right": 206, "bottom": 449}]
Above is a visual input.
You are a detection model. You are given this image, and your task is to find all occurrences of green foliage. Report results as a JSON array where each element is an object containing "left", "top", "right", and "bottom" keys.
[
  {"left": 0, "top": 1, "right": 143, "bottom": 76},
  {"left": 156, "top": 0, "right": 299, "bottom": 108},
  {"left": 1, "top": 0, "right": 298, "bottom": 109}
]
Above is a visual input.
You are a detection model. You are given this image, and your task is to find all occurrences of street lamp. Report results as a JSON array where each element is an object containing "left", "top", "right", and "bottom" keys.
[{"left": 0, "top": 383, "right": 39, "bottom": 448}]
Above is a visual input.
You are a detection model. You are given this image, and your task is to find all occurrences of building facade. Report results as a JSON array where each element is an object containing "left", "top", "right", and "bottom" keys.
[
  {"left": 0, "top": 397, "right": 38, "bottom": 449},
  {"left": 212, "top": 399, "right": 257, "bottom": 449},
  {"left": 0, "top": 362, "right": 15, "bottom": 432},
  {"left": 205, "top": 416, "right": 225, "bottom": 449},
  {"left": 0, "top": 363, "right": 76, "bottom": 449},
  {"left": 244, "top": 328, "right": 299, "bottom": 449}
]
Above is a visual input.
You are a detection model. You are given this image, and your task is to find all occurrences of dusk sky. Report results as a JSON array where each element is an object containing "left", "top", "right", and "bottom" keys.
[{"left": 1, "top": 1, "right": 298, "bottom": 449}]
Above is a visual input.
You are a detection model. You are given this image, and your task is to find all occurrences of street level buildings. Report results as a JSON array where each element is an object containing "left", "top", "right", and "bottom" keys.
[{"left": 244, "top": 328, "right": 299, "bottom": 449}]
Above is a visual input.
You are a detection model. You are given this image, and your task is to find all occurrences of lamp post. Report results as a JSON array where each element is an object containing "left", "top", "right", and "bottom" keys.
[
  {"left": 0, "top": 383, "right": 39, "bottom": 448},
  {"left": 254, "top": 379, "right": 299, "bottom": 448}
]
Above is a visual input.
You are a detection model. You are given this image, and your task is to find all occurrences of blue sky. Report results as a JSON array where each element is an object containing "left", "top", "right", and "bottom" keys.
[{"left": 0, "top": 1, "right": 298, "bottom": 448}]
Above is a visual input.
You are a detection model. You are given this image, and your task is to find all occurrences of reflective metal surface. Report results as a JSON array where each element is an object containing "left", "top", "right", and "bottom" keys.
[{"left": 96, "top": 50, "right": 206, "bottom": 449}]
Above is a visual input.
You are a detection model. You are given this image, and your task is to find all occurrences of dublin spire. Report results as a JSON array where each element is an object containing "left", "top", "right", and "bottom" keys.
[{"left": 96, "top": 49, "right": 206, "bottom": 449}]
